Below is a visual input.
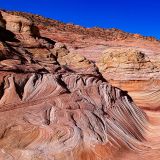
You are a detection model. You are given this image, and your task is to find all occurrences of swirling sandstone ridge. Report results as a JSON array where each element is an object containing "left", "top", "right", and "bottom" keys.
[
  {"left": 0, "top": 10, "right": 159, "bottom": 160},
  {"left": 7, "top": 9, "right": 159, "bottom": 111}
]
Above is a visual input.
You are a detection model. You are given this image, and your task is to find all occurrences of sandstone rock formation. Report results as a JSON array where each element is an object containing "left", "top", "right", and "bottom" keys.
[
  {"left": 97, "top": 48, "right": 160, "bottom": 109},
  {"left": 0, "top": 10, "right": 160, "bottom": 160},
  {"left": 9, "top": 9, "right": 159, "bottom": 111}
]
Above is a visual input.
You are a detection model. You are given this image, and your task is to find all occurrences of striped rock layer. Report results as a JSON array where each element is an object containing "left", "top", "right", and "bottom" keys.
[{"left": 0, "top": 10, "right": 148, "bottom": 160}]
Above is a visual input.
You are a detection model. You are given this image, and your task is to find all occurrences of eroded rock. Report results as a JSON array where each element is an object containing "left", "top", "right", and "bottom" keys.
[{"left": 0, "top": 10, "right": 150, "bottom": 160}]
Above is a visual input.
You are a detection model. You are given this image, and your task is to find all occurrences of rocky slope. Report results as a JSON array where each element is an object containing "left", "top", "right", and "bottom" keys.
[
  {"left": 6, "top": 9, "right": 159, "bottom": 110},
  {"left": 0, "top": 10, "right": 160, "bottom": 160},
  {"left": 23, "top": 10, "right": 160, "bottom": 111}
]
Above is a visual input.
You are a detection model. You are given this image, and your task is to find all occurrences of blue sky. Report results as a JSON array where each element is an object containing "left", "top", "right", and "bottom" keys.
[{"left": 0, "top": 0, "right": 160, "bottom": 39}]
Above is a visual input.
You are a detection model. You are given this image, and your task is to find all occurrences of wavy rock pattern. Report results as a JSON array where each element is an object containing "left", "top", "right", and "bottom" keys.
[
  {"left": 0, "top": 10, "right": 149, "bottom": 160},
  {"left": 0, "top": 73, "right": 147, "bottom": 159}
]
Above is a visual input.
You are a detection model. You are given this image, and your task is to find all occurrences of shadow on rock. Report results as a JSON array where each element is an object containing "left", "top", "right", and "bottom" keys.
[{"left": 0, "top": 27, "right": 20, "bottom": 42}]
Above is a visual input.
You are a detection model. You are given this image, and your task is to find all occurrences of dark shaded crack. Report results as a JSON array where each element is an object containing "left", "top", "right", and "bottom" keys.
[
  {"left": 0, "top": 80, "right": 5, "bottom": 100},
  {"left": 14, "top": 77, "right": 29, "bottom": 99}
]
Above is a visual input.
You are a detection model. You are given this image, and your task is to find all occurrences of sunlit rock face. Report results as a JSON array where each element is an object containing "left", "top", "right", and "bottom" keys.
[
  {"left": 0, "top": 10, "right": 149, "bottom": 159},
  {"left": 97, "top": 48, "right": 160, "bottom": 110},
  {"left": 24, "top": 10, "right": 160, "bottom": 111},
  {"left": 0, "top": 73, "right": 147, "bottom": 159}
]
